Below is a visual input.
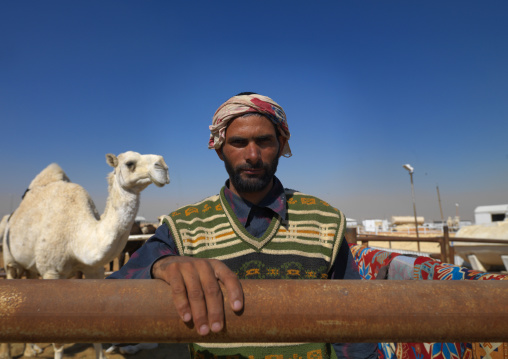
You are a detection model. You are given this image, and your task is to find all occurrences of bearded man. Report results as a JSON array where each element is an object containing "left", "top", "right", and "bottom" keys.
[{"left": 110, "top": 92, "right": 378, "bottom": 359}]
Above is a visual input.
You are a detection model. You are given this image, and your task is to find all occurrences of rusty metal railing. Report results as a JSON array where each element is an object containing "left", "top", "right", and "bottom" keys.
[{"left": 1, "top": 279, "right": 507, "bottom": 343}]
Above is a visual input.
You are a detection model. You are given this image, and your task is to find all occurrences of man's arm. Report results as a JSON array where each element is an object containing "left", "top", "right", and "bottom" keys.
[
  {"left": 329, "top": 237, "right": 362, "bottom": 280},
  {"left": 109, "top": 223, "right": 244, "bottom": 336},
  {"left": 107, "top": 224, "right": 177, "bottom": 279}
]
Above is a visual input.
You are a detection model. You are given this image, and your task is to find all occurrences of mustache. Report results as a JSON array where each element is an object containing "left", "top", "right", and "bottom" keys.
[{"left": 236, "top": 162, "right": 264, "bottom": 170}]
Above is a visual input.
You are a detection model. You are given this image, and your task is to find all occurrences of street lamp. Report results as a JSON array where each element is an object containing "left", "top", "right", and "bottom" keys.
[{"left": 402, "top": 164, "right": 420, "bottom": 247}]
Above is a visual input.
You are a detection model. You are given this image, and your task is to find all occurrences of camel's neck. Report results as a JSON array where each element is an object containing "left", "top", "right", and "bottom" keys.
[
  {"left": 78, "top": 177, "right": 140, "bottom": 267},
  {"left": 100, "top": 181, "right": 140, "bottom": 237}
]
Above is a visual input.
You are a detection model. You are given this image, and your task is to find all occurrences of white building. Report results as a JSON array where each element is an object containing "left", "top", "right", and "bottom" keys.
[
  {"left": 362, "top": 219, "right": 390, "bottom": 233},
  {"left": 474, "top": 204, "right": 508, "bottom": 225},
  {"left": 346, "top": 218, "right": 358, "bottom": 227}
]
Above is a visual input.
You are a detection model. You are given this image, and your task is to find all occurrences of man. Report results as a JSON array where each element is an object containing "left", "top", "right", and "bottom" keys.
[{"left": 110, "top": 92, "right": 378, "bottom": 359}]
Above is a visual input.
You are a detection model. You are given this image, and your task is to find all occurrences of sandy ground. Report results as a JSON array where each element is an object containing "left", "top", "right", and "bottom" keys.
[
  {"left": 362, "top": 239, "right": 441, "bottom": 253},
  {"left": 6, "top": 343, "right": 190, "bottom": 359},
  {"left": 354, "top": 231, "right": 444, "bottom": 254}
]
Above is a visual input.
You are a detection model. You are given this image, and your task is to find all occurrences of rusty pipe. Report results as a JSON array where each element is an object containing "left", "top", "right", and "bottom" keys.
[{"left": 0, "top": 279, "right": 507, "bottom": 343}]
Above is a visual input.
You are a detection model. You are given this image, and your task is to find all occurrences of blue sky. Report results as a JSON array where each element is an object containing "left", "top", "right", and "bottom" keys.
[{"left": 1, "top": 1, "right": 507, "bottom": 223}]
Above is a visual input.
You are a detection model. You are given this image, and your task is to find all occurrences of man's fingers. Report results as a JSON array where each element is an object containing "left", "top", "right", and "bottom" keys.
[
  {"left": 198, "top": 262, "right": 226, "bottom": 333},
  {"left": 181, "top": 263, "right": 212, "bottom": 335},
  {"left": 152, "top": 256, "right": 244, "bottom": 335},
  {"left": 152, "top": 256, "right": 200, "bottom": 323},
  {"left": 163, "top": 266, "right": 193, "bottom": 323},
  {"left": 213, "top": 261, "right": 244, "bottom": 312}
]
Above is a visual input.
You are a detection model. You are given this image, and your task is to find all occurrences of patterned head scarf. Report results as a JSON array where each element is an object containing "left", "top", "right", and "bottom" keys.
[{"left": 209, "top": 93, "right": 292, "bottom": 157}]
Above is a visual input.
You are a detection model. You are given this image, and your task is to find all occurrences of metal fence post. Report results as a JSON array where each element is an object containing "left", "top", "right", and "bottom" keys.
[
  {"left": 345, "top": 227, "right": 358, "bottom": 245},
  {"left": 443, "top": 225, "right": 454, "bottom": 264}
]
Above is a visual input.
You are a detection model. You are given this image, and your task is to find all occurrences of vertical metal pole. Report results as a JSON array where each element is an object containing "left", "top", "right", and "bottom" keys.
[
  {"left": 409, "top": 172, "right": 420, "bottom": 250},
  {"left": 436, "top": 185, "right": 444, "bottom": 225},
  {"left": 439, "top": 237, "right": 446, "bottom": 263},
  {"left": 455, "top": 203, "right": 460, "bottom": 231},
  {"left": 345, "top": 227, "right": 358, "bottom": 245},
  {"left": 443, "top": 225, "right": 452, "bottom": 264}
]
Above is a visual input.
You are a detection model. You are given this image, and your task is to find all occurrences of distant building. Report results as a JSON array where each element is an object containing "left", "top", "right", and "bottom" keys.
[
  {"left": 474, "top": 204, "right": 508, "bottom": 225},
  {"left": 391, "top": 216, "right": 424, "bottom": 226},
  {"left": 346, "top": 218, "right": 358, "bottom": 227},
  {"left": 459, "top": 220, "right": 473, "bottom": 228},
  {"left": 432, "top": 220, "right": 471, "bottom": 230},
  {"left": 362, "top": 219, "right": 390, "bottom": 233}
]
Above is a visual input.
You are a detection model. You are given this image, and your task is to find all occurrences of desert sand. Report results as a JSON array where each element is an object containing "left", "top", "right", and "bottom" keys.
[{"left": 6, "top": 343, "right": 189, "bottom": 359}]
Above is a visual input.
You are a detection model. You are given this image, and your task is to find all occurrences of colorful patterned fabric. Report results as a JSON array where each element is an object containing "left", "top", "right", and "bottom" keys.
[
  {"left": 388, "top": 255, "right": 417, "bottom": 280},
  {"left": 349, "top": 244, "right": 508, "bottom": 359},
  {"left": 209, "top": 93, "right": 292, "bottom": 157},
  {"left": 378, "top": 342, "right": 468, "bottom": 359},
  {"left": 349, "top": 244, "right": 402, "bottom": 280},
  {"left": 472, "top": 343, "right": 508, "bottom": 359},
  {"left": 413, "top": 257, "right": 508, "bottom": 281}
]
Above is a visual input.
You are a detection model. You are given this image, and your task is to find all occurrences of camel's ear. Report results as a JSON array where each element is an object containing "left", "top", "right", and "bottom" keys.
[{"left": 105, "top": 153, "right": 118, "bottom": 168}]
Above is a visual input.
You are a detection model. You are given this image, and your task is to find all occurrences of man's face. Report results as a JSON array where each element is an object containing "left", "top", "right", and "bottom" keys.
[{"left": 217, "top": 115, "right": 284, "bottom": 195}]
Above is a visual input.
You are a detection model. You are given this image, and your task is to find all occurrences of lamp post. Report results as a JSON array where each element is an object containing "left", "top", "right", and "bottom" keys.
[
  {"left": 455, "top": 203, "right": 460, "bottom": 231},
  {"left": 403, "top": 164, "right": 420, "bottom": 250}
]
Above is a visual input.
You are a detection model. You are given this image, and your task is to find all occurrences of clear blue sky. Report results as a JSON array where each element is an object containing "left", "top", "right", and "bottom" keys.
[{"left": 1, "top": 1, "right": 507, "bottom": 223}]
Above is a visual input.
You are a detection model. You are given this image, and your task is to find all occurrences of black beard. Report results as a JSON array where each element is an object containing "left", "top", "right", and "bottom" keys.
[{"left": 223, "top": 153, "right": 279, "bottom": 193}]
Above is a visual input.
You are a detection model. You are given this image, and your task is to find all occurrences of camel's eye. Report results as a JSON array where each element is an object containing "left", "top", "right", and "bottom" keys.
[{"left": 125, "top": 161, "right": 135, "bottom": 169}]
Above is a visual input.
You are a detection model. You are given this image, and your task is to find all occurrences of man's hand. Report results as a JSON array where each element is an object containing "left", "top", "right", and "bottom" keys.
[{"left": 152, "top": 256, "right": 243, "bottom": 336}]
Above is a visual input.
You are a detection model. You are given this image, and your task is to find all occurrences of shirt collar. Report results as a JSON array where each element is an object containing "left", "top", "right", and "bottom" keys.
[{"left": 223, "top": 176, "right": 287, "bottom": 224}]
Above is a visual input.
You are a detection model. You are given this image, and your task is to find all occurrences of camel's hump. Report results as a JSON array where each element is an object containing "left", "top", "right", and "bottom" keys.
[{"left": 28, "top": 163, "right": 71, "bottom": 189}]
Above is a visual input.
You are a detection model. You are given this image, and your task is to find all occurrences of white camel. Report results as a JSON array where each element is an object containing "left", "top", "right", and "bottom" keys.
[{"left": 1, "top": 151, "right": 169, "bottom": 359}]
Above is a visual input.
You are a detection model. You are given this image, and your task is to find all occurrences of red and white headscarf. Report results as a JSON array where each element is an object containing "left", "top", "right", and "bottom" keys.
[{"left": 208, "top": 93, "right": 292, "bottom": 157}]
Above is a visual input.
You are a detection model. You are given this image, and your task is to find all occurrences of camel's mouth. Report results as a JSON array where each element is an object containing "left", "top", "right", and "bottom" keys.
[
  {"left": 150, "top": 169, "right": 170, "bottom": 188},
  {"left": 152, "top": 179, "right": 168, "bottom": 187}
]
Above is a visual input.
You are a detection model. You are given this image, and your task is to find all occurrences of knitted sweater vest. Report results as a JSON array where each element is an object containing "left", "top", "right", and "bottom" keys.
[{"left": 162, "top": 187, "right": 346, "bottom": 359}]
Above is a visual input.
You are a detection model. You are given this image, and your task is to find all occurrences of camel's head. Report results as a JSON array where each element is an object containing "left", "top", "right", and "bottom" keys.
[{"left": 106, "top": 151, "right": 170, "bottom": 192}]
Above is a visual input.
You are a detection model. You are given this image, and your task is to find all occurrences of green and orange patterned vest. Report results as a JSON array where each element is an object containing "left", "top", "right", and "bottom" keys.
[{"left": 162, "top": 187, "right": 346, "bottom": 359}]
